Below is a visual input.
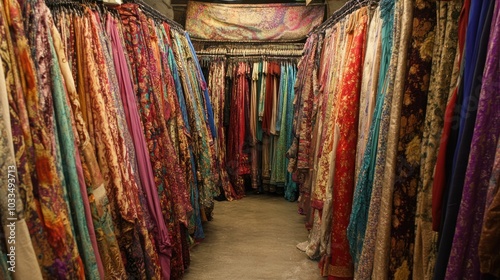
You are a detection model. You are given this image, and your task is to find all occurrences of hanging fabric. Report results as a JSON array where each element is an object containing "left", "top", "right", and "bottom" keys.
[{"left": 292, "top": 0, "right": 499, "bottom": 278}]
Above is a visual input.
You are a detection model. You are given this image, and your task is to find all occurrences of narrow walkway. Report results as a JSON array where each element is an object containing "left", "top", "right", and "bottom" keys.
[{"left": 184, "top": 193, "right": 325, "bottom": 280}]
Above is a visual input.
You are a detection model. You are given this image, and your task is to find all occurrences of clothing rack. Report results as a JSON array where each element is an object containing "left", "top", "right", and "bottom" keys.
[
  {"left": 309, "top": 0, "right": 379, "bottom": 35},
  {"left": 198, "top": 54, "right": 300, "bottom": 68},
  {"left": 197, "top": 48, "right": 303, "bottom": 57},
  {"left": 46, "top": 0, "right": 184, "bottom": 31},
  {"left": 45, "top": 0, "right": 108, "bottom": 16},
  {"left": 196, "top": 43, "right": 304, "bottom": 56}
]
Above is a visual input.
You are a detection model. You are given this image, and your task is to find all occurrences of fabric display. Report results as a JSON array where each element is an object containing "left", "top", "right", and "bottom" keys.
[
  {"left": 291, "top": 0, "right": 500, "bottom": 279},
  {"left": 0, "top": 0, "right": 219, "bottom": 279},
  {"left": 186, "top": 1, "right": 325, "bottom": 42},
  {"left": 201, "top": 56, "right": 298, "bottom": 201}
]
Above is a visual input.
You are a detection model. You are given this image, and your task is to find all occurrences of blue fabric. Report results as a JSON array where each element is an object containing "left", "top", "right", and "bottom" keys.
[
  {"left": 434, "top": 0, "right": 494, "bottom": 278},
  {"left": 167, "top": 46, "right": 191, "bottom": 133},
  {"left": 284, "top": 63, "right": 298, "bottom": 201},
  {"left": 190, "top": 153, "right": 205, "bottom": 240},
  {"left": 185, "top": 33, "right": 217, "bottom": 139}
]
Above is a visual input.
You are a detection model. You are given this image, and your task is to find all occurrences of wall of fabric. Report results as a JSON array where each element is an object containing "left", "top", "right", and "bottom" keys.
[
  {"left": 201, "top": 57, "right": 299, "bottom": 201},
  {"left": 0, "top": 0, "right": 219, "bottom": 279},
  {"left": 291, "top": 0, "right": 500, "bottom": 279}
]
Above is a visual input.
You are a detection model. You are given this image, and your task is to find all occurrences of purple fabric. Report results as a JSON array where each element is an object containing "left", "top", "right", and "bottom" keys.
[
  {"left": 73, "top": 147, "right": 105, "bottom": 279},
  {"left": 446, "top": 1, "right": 500, "bottom": 279},
  {"left": 106, "top": 15, "right": 172, "bottom": 279}
]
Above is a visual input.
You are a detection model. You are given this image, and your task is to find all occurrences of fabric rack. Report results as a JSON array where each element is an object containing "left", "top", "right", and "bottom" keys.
[
  {"left": 199, "top": 44, "right": 300, "bottom": 200},
  {"left": 0, "top": 0, "right": 220, "bottom": 279},
  {"left": 197, "top": 49, "right": 303, "bottom": 57},
  {"left": 291, "top": 0, "right": 500, "bottom": 279}
]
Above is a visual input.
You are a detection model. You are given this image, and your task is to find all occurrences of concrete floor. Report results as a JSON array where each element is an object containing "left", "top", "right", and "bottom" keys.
[{"left": 183, "top": 193, "right": 325, "bottom": 280}]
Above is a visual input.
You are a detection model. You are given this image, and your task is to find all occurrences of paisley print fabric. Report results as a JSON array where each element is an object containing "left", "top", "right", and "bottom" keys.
[
  {"left": 479, "top": 140, "right": 500, "bottom": 278},
  {"left": 186, "top": 1, "right": 325, "bottom": 42},
  {"left": 389, "top": 1, "right": 436, "bottom": 278},
  {"left": 326, "top": 8, "right": 368, "bottom": 279},
  {"left": 0, "top": 30, "right": 43, "bottom": 280},
  {"left": 3, "top": 0, "right": 85, "bottom": 277},
  {"left": 413, "top": 1, "right": 461, "bottom": 278}
]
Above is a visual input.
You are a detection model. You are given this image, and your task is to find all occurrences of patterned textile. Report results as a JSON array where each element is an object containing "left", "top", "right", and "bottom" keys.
[
  {"left": 389, "top": 0, "right": 436, "bottom": 278},
  {"left": 58, "top": 12, "right": 128, "bottom": 278},
  {"left": 347, "top": 6, "right": 383, "bottom": 269},
  {"left": 270, "top": 63, "right": 296, "bottom": 186},
  {"left": 0, "top": 31, "right": 42, "bottom": 280},
  {"left": 2, "top": 0, "right": 214, "bottom": 278},
  {"left": 106, "top": 14, "right": 173, "bottom": 279},
  {"left": 165, "top": 39, "right": 206, "bottom": 239},
  {"left": 171, "top": 30, "right": 219, "bottom": 212},
  {"left": 313, "top": 22, "right": 345, "bottom": 214},
  {"left": 289, "top": 35, "right": 319, "bottom": 220},
  {"left": 413, "top": 1, "right": 461, "bottom": 279},
  {"left": 431, "top": 0, "right": 471, "bottom": 232},
  {"left": 289, "top": 34, "right": 319, "bottom": 173},
  {"left": 186, "top": 1, "right": 325, "bottom": 42},
  {"left": 227, "top": 62, "right": 250, "bottom": 196},
  {"left": 370, "top": 0, "right": 410, "bottom": 277},
  {"left": 350, "top": 0, "right": 397, "bottom": 277},
  {"left": 2, "top": 4, "right": 59, "bottom": 278},
  {"left": 327, "top": 7, "right": 368, "bottom": 279},
  {"left": 3, "top": 0, "right": 85, "bottom": 277},
  {"left": 118, "top": 5, "right": 194, "bottom": 277},
  {"left": 44, "top": 8, "right": 101, "bottom": 278},
  {"left": 479, "top": 140, "right": 500, "bottom": 278},
  {"left": 209, "top": 60, "right": 239, "bottom": 198},
  {"left": 81, "top": 7, "right": 162, "bottom": 279},
  {"left": 52, "top": 16, "right": 105, "bottom": 279}
]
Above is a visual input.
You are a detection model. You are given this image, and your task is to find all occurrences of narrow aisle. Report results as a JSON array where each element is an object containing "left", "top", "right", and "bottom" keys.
[{"left": 184, "top": 194, "right": 324, "bottom": 280}]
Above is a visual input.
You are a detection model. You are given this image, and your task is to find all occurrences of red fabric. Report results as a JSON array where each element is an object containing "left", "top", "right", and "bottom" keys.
[{"left": 328, "top": 9, "right": 367, "bottom": 279}]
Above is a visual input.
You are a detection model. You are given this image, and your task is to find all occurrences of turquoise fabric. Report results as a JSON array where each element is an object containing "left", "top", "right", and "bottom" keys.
[
  {"left": 49, "top": 32, "right": 99, "bottom": 279},
  {"left": 346, "top": 0, "right": 395, "bottom": 267},
  {"left": 284, "top": 63, "right": 298, "bottom": 201}
]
